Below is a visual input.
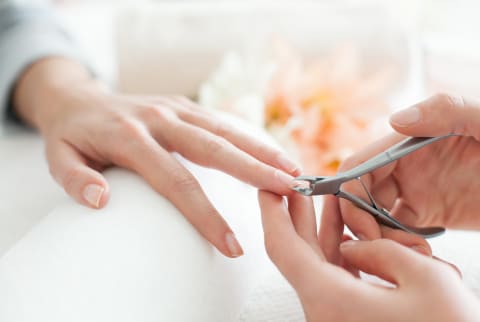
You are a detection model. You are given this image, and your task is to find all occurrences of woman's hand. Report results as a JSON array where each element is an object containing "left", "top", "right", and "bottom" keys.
[
  {"left": 336, "top": 94, "right": 480, "bottom": 243},
  {"left": 258, "top": 191, "right": 480, "bottom": 322},
  {"left": 13, "top": 58, "right": 300, "bottom": 258}
]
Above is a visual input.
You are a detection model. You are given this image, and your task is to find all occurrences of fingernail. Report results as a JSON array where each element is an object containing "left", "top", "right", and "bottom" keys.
[
  {"left": 390, "top": 106, "right": 421, "bottom": 127},
  {"left": 340, "top": 240, "right": 358, "bottom": 249},
  {"left": 225, "top": 232, "right": 244, "bottom": 258},
  {"left": 277, "top": 154, "right": 301, "bottom": 174},
  {"left": 411, "top": 245, "right": 430, "bottom": 256},
  {"left": 275, "top": 169, "right": 295, "bottom": 187},
  {"left": 83, "top": 184, "right": 104, "bottom": 208}
]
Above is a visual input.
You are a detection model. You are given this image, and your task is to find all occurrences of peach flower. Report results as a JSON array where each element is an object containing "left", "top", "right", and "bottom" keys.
[{"left": 265, "top": 42, "right": 394, "bottom": 174}]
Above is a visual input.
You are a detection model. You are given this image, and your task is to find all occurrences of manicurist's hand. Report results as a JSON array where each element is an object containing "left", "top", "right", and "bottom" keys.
[
  {"left": 13, "top": 57, "right": 300, "bottom": 258},
  {"left": 258, "top": 192, "right": 480, "bottom": 322},
  {"left": 334, "top": 94, "right": 480, "bottom": 244}
]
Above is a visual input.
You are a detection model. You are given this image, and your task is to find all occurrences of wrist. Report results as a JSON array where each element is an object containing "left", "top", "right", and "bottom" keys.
[{"left": 13, "top": 57, "right": 106, "bottom": 134}]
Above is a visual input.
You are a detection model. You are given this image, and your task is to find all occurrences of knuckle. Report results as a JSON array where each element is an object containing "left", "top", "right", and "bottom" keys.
[
  {"left": 138, "top": 105, "right": 175, "bottom": 123},
  {"left": 435, "top": 93, "right": 464, "bottom": 111},
  {"left": 213, "top": 121, "right": 231, "bottom": 138},
  {"left": 115, "top": 115, "right": 144, "bottom": 138},
  {"left": 168, "top": 169, "right": 199, "bottom": 192},
  {"left": 110, "top": 118, "right": 150, "bottom": 165},
  {"left": 203, "top": 137, "right": 228, "bottom": 158}
]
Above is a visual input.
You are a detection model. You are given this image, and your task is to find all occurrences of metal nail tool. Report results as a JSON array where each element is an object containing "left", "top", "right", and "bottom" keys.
[{"left": 292, "top": 135, "right": 457, "bottom": 238}]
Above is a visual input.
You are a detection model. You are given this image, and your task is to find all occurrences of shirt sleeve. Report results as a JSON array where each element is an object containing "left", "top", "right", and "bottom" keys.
[{"left": 0, "top": 1, "right": 90, "bottom": 129}]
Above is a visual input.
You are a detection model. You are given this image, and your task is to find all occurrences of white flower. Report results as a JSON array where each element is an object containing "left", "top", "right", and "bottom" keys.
[{"left": 198, "top": 49, "right": 276, "bottom": 127}]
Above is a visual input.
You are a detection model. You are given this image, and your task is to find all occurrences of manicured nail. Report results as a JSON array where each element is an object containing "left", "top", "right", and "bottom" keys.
[
  {"left": 83, "top": 184, "right": 104, "bottom": 208},
  {"left": 277, "top": 154, "right": 300, "bottom": 174},
  {"left": 411, "top": 245, "right": 430, "bottom": 256},
  {"left": 275, "top": 169, "right": 295, "bottom": 187},
  {"left": 340, "top": 240, "right": 358, "bottom": 249},
  {"left": 225, "top": 232, "right": 244, "bottom": 258},
  {"left": 390, "top": 106, "right": 421, "bottom": 127}
]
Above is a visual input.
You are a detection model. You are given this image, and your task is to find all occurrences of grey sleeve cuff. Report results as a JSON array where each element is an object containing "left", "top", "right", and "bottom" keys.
[{"left": 0, "top": 4, "right": 90, "bottom": 129}]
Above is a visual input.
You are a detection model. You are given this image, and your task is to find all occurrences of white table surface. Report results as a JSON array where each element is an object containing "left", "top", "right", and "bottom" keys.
[
  {"left": 0, "top": 124, "right": 278, "bottom": 322},
  {"left": 0, "top": 127, "right": 65, "bottom": 256}
]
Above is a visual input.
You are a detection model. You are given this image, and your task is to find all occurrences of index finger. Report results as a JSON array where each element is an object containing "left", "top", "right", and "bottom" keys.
[
  {"left": 108, "top": 130, "right": 242, "bottom": 258},
  {"left": 258, "top": 190, "right": 326, "bottom": 290},
  {"left": 258, "top": 190, "right": 371, "bottom": 301}
]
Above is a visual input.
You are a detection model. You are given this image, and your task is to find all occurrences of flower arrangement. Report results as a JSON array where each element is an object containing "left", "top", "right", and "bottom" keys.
[{"left": 199, "top": 39, "right": 395, "bottom": 175}]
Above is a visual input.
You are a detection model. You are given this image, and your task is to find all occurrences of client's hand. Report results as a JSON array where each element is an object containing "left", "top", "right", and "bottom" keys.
[
  {"left": 258, "top": 192, "right": 480, "bottom": 322},
  {"left": 13, "top": 58, "right": 300, "bottom": 258},
  {"left": 336, "top": 94, "right": 480, "bottom": 243}
]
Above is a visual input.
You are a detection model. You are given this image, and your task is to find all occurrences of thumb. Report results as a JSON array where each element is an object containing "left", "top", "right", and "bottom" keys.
[
  {"left": 339, "top": 239, "right": 430, "bottom": 285},
  {"left": 390, "top": 94, "right": 480, "bottom": 139},
  {"left": 46, "top": 141, "right": 109, "bottom": 208}
]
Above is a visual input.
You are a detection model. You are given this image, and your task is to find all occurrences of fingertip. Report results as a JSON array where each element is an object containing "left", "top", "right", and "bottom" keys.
[
  {"left": 81, "top": 175, "right": 109, "bottom": 209},
  {"left": 339, "top": 239, "right": 400, "bottom": 283},
  {"left": 274, "top": 169, "right": 296, "bottom": 193},
  {"left": 198, "top": 213, "right": 242, "bottom": 259},
  {"left": 389, "top": 94, "right": 473, "bottom": 137},
  {"left": 339, "top": 239, "right": 361, "bottom": 252},
  {"left": 225, "top": 232, "right": 244, "bottom": 258},
  {"left": 189, "top": 214, "right": 242, "bottom": 259},
  {"left": 63, "top": 166, "right": 109, "bottom": 209},
  {"left": 338, "top": 240, "right": 366, "bottom": 267},
  {"left": 95, "top": 182, "right": 110, "bottom": 208},
  {"left": 389, "top": 106, "right": 422, "bottom": 129},
  {"left": 200, "top": 220, "right": 243, "bottom": 259},
  {"left": 290, "top": 166, "right": 303, "bottom": 177},
  {"left": 82, "top": 184, "right": 102, "bottom": 208}
]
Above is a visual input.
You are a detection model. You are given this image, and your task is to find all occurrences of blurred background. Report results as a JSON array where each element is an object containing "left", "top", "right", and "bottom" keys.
[
  {"left": 47, "top": 0, "right": 480, "bottom": 172},
  {"left": 50, "top": 0, "right": 480, "bottom": 95}
]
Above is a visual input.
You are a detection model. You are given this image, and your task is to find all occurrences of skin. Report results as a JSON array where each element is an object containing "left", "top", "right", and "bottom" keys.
[
  {"left": 258, "top": 192, "right": 480, "bottom": 322},
  {"left": 12, "top": 57, "right": 301, "bottom": 258},
  {"left": 257, "top": 94, "right": 480, "bottom": 321},
  {"left": 336, "top": 94, "right": 480, "bottom": 244}
]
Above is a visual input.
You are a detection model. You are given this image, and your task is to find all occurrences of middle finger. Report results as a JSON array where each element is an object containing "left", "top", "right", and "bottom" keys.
[{"left": 153, "top": 117, "right": 295, "bottom": 195}]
